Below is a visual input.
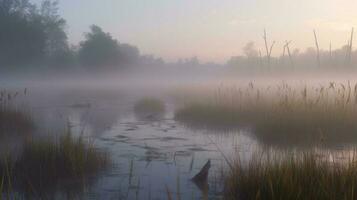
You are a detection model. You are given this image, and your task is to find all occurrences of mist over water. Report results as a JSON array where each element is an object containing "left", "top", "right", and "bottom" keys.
[
  {"left": 2, "top": 0, "right": 357, "bottom": 199},
  {"left": 1, "top": 73, "right": 355, "bottom": 199}
]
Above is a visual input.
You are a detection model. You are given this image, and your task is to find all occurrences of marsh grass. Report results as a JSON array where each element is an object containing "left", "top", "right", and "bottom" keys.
[
  {"left": 134, "top": 98, "right": 165, "bottom": 120},
  {"left": 174, "top": 82, "right": 357, "bottom": 147},
  {"left": 0, "top": 130, "right": 110, "bottom": 198},
  {"left": 0, "top": 89, "right": 34, "bottom": 136},
  {"left": 224, "top": 150, "right": 357, "bottom": 200},
  {"left": 0, "top": 108, "right": 34, "bottom": 136}
]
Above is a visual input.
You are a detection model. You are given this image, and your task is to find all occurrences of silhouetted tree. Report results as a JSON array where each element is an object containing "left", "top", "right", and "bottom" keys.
[
  {"left": 78, "top": 25, "right": 120, "bottom": 69},
  {"left": 0, "top": 0, "right": 71, "bottom": 69},
  {"left": 78, "top": 25, "right": 142, "bottom": 70},
  {"left": 117, "top": 43, "right": 140, "bottom": 65},
  {"left": 40, "top": 0, "right": 72, "bottom": 66},
  {"left": 243, "top": 42, "right": 258, "bottom": 58},
  {"left": 0, "top": 0, "right": 46, "bottom": 67}
]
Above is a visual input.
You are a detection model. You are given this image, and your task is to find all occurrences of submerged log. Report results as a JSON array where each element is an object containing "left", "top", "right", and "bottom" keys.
[
  {"left": 192, "top": 160, "right": 210, "bottom": 195},
  {"left": 192, "top": 159, "right": 211, "bottom": 183}
]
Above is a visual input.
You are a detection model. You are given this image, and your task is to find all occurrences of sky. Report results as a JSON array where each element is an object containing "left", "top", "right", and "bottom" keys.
[{"left": 31, "top": 0, "right": 357, "bottom": 63}]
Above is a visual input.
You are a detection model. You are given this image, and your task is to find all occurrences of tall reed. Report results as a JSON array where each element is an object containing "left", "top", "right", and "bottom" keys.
[
  {"left": 174, "top": 82, "right": 357, "bottom": 147},
  {"left": 0, "top": 130, "right": 110, "bottom": 198},
  {"left": 224, "top": 150, "right": 357, "bottom": 200}
]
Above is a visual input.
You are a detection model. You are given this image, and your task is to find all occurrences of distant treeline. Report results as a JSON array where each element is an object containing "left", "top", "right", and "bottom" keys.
[
  {"left": 1, "top": 0, "right": 355, "bottom": 75},
  {"left": 1, "top": 0, "right": 72, "bottom": 69},
  {"left": 0, "top": 0, "right": 169, "bottom": 73}
]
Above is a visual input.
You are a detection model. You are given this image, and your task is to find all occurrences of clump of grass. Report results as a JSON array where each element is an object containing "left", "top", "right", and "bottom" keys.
[
  {"left": 0, "top": 89, "right": 34, "bottom": 136},
  {"left": 224, "top": 151, "right": 357, "bottom": 200},
  {"left": 134, "top": 98, "right": 165, "bottom": 120},
  {"left": 0, "top": 130, "right": 110, "bottom": 198},
  {"left": 0, "top": 108, "right": 34, "bottom": 135},
  {"left": 175, "top": 103, "right": 248, "bottom": 131},
  {"left": 174, "top": 82, "right": 357, "bottom": 147}
]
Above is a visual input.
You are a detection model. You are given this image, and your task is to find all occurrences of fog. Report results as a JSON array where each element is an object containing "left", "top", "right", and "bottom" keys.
[
  {"left": 2, "top": 0, "right": 357, "bottom": 88},
  {"left": 2, "top": 0, "right": 357, "bottom": 199}
]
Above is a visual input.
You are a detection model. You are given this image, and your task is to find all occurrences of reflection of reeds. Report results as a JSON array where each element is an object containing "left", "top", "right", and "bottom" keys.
[
  {"left": 0, "top": 130, "right": 110, "bottom": 198},
  {"left": 166, "top": 185, "right": 173, "bottom": 200},
  {"left": 224, "top": 150, "right": 357, "bottom": 200},
  {"left": 129, "top": 159, "right": 134, "bottom": 186},
  {"left": 176, "top": 172, "right": 181, "bottom": 200}
]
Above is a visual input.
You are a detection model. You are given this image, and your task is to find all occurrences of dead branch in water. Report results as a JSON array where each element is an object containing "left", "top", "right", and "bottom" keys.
[
  {"left": 347, "top": 28, "right": 354, "bottom": 65},
  {"left": 284, "top": 40, "right": 294, "bottom": 68},
  {"left": 313, "top": 29, "right": 321, "bottom": 67},
  {"left": 263, "top": 29, "right": 275, "bottom": 68}
]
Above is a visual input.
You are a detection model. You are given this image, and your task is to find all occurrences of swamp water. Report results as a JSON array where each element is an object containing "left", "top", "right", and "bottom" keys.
[{"left": 2, "top": 83, "right": 357, "bottom": 200}]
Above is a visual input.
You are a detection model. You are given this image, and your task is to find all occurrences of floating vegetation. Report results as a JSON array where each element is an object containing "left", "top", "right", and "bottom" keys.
[
  {"left": 224, "top": 150, "right": 357, "bottom": 200},
  {"left": 175, "top": 102, "right": 246, "bottom": 131},
  {"left": 134, "top": 98, "right": 165, "bottom": 120}
]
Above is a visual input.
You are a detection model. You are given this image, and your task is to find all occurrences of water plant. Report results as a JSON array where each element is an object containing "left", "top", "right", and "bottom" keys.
[
  {"left": 174, "top": 82, "right": 357, "bottom": 148},
  {"left": 134, "top": 98, "right": 165, "bottom": 120},
  {"left": 0, "top": 129, "right": 110, "bottom": 199},
  {"left": 0, "top": 90, "right": 34, "bottom": 136},
  {"left": 224, "top": 150, "right": 357, "bottom": 200}
]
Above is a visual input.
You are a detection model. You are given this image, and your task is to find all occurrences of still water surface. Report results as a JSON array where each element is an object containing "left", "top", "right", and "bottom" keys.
[{"left": 3, "top": 84, "right": 356, "bottom": 199}]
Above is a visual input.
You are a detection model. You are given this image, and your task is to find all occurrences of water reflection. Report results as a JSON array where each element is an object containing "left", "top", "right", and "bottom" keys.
[
  {"left": 177, "top": 120, "right": 357, "bottom": 150},
  {"left": 81, "top": 106, "right": 123, "bottom": 136},
  {"left": 252, "top": 129, "right": 357, "bottom": 149}
]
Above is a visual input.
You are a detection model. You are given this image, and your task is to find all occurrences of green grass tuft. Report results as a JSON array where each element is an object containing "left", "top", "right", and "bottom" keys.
[
  {"left": 0, "top": 90, "right": 34, "bottom": 136},
  {"left": 0, "top": 130, "right": 110, "bottom": 198},
  {"left": 224, "top": 151, "right": 357, "bottom": 200},
  {"left": 174, "top": 82, "right": 357, "bottom": 147}
]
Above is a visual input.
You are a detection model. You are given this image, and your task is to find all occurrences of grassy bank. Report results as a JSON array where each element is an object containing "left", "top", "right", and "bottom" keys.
[
  {"left": 0, "top": 90, "right": 34, "bottom": 136},
  {"left": 0, "top": 131, "right": 110, "bottom": 198},
  {"left": 174, "top": 82, "right": 357, "bottom": 147},
  {"left": 224, "top": 151, "right": 357, "bottom": 200}
]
